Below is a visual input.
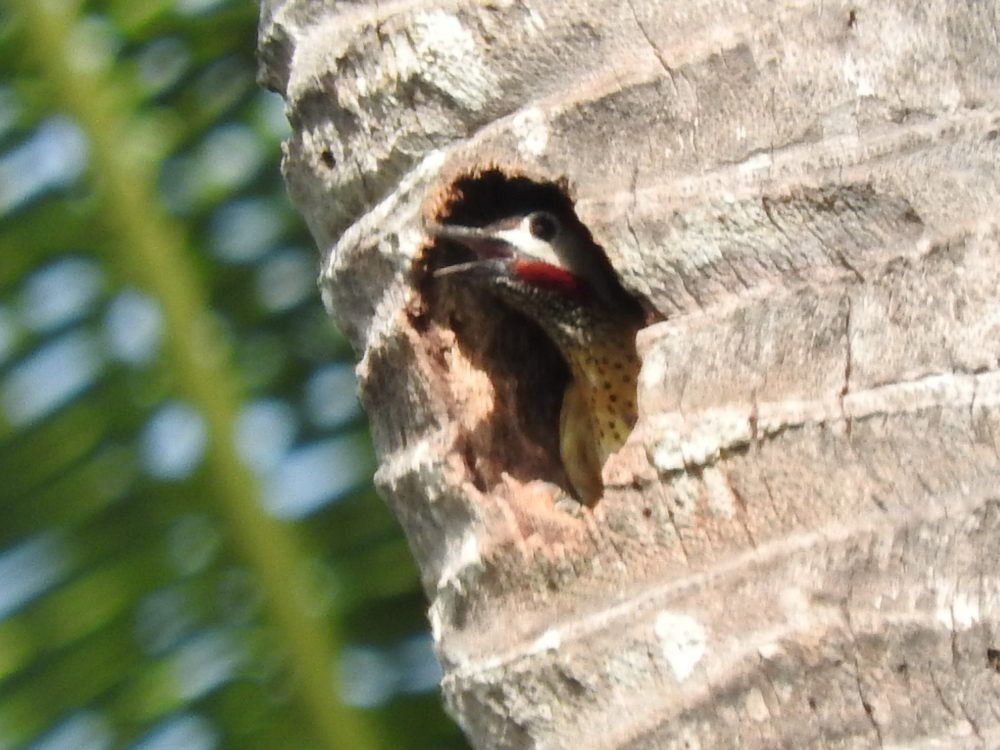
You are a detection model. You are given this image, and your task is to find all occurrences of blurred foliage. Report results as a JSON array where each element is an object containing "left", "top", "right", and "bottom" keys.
[{"left": 0, "top": 1, "right": 465, "bottom": 748}]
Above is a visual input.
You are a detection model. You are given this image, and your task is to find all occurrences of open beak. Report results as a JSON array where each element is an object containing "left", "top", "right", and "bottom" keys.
[
  {"left": 433, "top": 257, "right": 511, "bottom": 281},
  {"left": 427, "top": 222, "right": 515, "bottom": 257},
  {"left": 427, "top": 221, "right": 517, "bottom": 280}
]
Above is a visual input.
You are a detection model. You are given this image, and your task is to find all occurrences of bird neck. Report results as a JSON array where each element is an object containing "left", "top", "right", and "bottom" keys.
[{"left": 483, "top": 275, "right": 643, "bottom": 456}]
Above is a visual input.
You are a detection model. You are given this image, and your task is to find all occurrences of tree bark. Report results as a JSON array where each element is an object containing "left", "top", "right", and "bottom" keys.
[{"left": 258, "top": 1, "right": 1000, "bottom": 747}]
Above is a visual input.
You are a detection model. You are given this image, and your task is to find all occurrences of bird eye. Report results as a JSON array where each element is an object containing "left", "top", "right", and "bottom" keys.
[{"left": 527, "top": 212, "right": 558, "bottom": 242}]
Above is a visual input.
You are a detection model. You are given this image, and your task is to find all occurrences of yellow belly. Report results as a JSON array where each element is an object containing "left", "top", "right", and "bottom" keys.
[
  {"left": 559, "top": 344, "right": 639, "bottom": 505},
  {"left": 559, "top": 382, "right": 603, "bottom": 505}
]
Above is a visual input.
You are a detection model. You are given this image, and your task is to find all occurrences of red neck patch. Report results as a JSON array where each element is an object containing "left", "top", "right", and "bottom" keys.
[{"left": 511, "top": 259, "right": 587, "bottom": 300}]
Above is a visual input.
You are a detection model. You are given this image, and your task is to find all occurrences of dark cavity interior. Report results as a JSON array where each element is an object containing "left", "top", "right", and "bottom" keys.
[{"left": 410, "top": 169, "right": 590, "bottom": 497}]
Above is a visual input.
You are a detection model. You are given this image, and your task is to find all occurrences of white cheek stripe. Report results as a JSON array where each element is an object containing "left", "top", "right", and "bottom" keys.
[{"left": 495, "top": 227, "right": 563, "bottom": 267}]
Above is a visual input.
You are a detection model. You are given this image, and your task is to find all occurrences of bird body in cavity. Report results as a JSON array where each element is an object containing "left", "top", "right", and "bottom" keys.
[{"left": 430, "top": 208, "right": 643, "bottom": 505}]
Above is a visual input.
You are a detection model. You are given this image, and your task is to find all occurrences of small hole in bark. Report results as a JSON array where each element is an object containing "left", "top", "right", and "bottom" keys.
[
  {"left": 847, "top": 9, "right": 857, "bottom": 28},
  {"left": 410, "top": 167, "right": 641, "bottom": 504},
  {"left": 449, "top": 596, "right": 469, "bottom": 630},
  {"left": 560, "top": 672, "right": 588, "bottom": 696},
  {"left": 987, "top": 647, "right": 1000, "bottom": 672},
  {"left": 320, "top": 149, "right": 336, "bottom": 168}
]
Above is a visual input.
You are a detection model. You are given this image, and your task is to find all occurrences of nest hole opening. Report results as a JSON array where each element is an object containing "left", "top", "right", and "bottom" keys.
[{"left": 410, "top": 168, "right": 604, "bottom": 498}]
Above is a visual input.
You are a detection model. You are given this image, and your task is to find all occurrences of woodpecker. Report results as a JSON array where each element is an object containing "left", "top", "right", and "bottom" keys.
[{"left": 429, "top": 209, "right": 644, "bottom": 505}]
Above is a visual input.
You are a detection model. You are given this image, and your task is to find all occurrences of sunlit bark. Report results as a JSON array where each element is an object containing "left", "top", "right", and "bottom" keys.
[{"left": 260, "top": 1, "right": 1000, "bottom": 747}]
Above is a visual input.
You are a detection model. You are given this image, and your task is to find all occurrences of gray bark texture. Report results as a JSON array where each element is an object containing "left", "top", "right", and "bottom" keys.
[{"left": 258, "top": 1, "right": 1000, "bottom": 747}]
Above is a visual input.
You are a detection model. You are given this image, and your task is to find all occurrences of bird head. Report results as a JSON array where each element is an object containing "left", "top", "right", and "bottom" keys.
[{"left": 428, "top": 210, "right": 637, "bottom": 343}]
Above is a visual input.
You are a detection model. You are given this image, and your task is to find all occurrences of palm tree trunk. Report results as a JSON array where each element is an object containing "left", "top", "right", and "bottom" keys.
[{"left": 259, "top": 1, "right": 1000, "bottom": 747}]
